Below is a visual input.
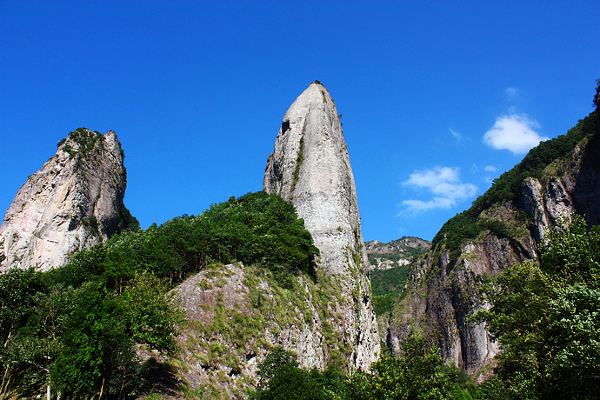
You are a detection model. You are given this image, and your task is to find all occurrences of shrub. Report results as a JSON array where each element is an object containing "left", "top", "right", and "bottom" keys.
[
  {"left": 479, "top": 216, "right": 600, "bottom": 399},
  {"left": 0, "top": 191, "right": 318, "bottom": 397}
]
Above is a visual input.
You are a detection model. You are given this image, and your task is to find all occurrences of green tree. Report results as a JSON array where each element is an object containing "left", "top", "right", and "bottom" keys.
[
  {"left": 480, "top": 216, "right": 600, "bottom": 400},
  {"left": 253, "top": 348, "right": 340, "bottom": 400},
  {"left": 253, "top": 332, "right": 477, "bottom": 400},
  {"left": 0, "top": 191, "right": 319, "bottom": 397},
  {"left": 368, "top": 332, "right": 460, "bottom": 400}
]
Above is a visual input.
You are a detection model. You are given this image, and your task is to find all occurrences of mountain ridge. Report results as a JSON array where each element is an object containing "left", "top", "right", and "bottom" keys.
[{"left": 385, "top": 106, "right": 600, "bottom": 375}]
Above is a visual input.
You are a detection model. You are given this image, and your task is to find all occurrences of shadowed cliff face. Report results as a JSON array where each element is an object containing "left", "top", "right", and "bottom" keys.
[
  {"left": 0, "top": 128, "right": 136, "bottom": 272},
  {"left": 387, "top": 109, "right": 600, "bottom": 377},
  {"left": 264, "top": 82, "right": 380, "bottom": 369}
]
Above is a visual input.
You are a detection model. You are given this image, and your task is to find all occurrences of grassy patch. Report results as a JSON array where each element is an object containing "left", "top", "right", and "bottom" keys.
[{"left": 370, "top": 266, "right": 411, "bottom": 315}]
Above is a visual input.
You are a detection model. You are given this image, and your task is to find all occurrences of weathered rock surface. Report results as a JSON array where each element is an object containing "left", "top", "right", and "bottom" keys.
[
  {"left": 0, "top": 128, "right": 136, "bottom": 272},
  {"left": 388, "top": 111, "right": 600, "bottom": 377},
  {"left": 172, "top": 263, "right": 329, "bottom": 398},
  {"left": 264, "top": 81, "right": 380, "bottom": 369},
  {"left": 166, "top": 82, "right": 380, "bottom": 398}
]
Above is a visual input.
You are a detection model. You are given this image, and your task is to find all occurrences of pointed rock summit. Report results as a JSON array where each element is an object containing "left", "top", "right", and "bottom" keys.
[
  {"left": 0, "top": 128, "right": 137, "bottom": 272},
  {"left": 264, "top": 81, "right": 366, "bottom": 275},
  {"left": 264, "top": 81, "right": 380, "bottom": 369}
]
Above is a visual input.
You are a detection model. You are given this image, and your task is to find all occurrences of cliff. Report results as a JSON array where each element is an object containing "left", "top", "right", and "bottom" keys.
[
  {"left": 166, "top": 82, "right": 380, "bottom": 397},
  {"left": 264, "top": 81, "right": 380, "bottom": 369},
  {"left": 0, "top": 128, "right": 137, "bottom": 272},
  {"left": 386, "top": 107, "right": 600, "bottom": 376}
]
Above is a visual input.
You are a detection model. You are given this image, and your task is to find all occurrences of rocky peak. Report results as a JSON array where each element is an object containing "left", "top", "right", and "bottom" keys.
[
  {"left": 264, "top": 82, "right": 380, "bottom": 369},
  {"left": 0, "top": 128, "right": 137, "bottom": 272},
  {"left": 264, "top": 81, "right": 365, "bottom": 275}
]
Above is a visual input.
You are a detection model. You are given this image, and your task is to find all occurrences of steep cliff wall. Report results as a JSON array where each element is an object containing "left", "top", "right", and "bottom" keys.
[
  {"left": 0, "top": 128, "right": 137, "bottom": 272},
  {"left": 264, "top": 81, "right": 380, "bottom": 370},
  {"left": 167, "top": 83, "right": 380, "bottom": 397},
  {"left": 387, "top": 108, "right": 600, "bottom": 376}
]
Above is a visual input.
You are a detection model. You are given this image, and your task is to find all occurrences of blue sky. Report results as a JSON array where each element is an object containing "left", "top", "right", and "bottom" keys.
[{"left": 1, "top": 1, "right": 599, "bottom": 241}]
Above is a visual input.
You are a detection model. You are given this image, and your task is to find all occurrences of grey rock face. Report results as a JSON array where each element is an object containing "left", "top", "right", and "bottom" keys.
[
  {"left": 172, "top": 263, "right": 328, "bottom": 397},
  {"left": 264, "top": 82, "right": 380, "bottom": 369},
  {"left": 521, "top": 176, "right": 576, "bottom": 241},
  {"left": 544, "top": 178, "right": 574, "bottom": 223},
  {"left": 521, "top": 177, "right": 550, "bottom": 241},
  {"left": 0, "top": 128, "right": 136, "bottom": 272}
]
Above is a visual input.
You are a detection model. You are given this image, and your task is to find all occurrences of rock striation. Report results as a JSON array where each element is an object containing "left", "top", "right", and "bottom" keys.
[
  {"left": 0, "top": 128, "right": 137, "bottom": 272},
  {"left": 264, "top": 81, "right": 380, "bottom": 370}
]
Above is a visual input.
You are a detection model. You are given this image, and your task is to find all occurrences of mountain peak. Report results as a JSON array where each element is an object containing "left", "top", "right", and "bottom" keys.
[
  {"left": 264, "top": 84, "right": 380, "bottom": 369},
  {"left": 0, "top": 128, "right": 135, "bottom": 272}
]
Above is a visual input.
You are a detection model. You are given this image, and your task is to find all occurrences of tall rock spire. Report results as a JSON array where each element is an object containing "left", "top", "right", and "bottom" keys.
[
  {"left": 0, "top": 128, "right": 137, "bottom": 272},
  {"left": 264, "top": 81, "right": 380, "bottom": 369}
]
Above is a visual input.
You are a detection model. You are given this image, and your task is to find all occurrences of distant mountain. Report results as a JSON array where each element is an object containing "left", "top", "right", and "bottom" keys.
[
  {"left": 365, "top": 237, "right": 430, "bottom": 270},
  {"left": 365, "top": 237, "right": 430, "bottom": 317}
]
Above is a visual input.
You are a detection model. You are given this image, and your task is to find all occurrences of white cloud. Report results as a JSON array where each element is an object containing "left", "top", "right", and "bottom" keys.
[
  {"left": 449, "top": 128, "right": 462, "bottom": 141},
  {"left": 505, "top": 87, "right": 519, "bottom": 99},
  {"left": 401, "top": 166, "right": 478, "bottom": 214},
  {"left": 401, "top": 198, "right": 455, "bottom": 213},
  {"left": 483, "top": 114, "right": 549, "bottom": 154},
  {"left": 484, "top": 165, "right": 497, "bottom": 173}
]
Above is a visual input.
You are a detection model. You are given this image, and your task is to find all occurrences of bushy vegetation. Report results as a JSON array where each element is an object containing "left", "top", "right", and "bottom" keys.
[
  {"left": 476, "top": 215, "right": 600, "bottom": 399},
  {"left": 370, "top": 266, "right": 411, "bottom": 315},
  {"left": 252, "top": 332, "right": 488, "bottom": 400},
  {"left": 48, "top": 192, "right": 318, "bottom": 289},
  {"left": 255, "top": 216, "right": 600, "bottom": 400},
  {"left": 433, "top": 110, "right": 598, "bottom": 256},
  {"left": 0, "top": 269, "right": 180, "bottom": 399},
  {"left": 60, "top": 127, "right": 104, "bottom": 158},
  {"left": 0, "top": 192, "right": 319, "bottom": 398}
]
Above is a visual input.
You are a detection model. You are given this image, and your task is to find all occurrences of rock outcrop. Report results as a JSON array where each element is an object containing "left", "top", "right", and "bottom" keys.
[
  {"left": 166, "top": 83, "right": 380, "bottom": 397},
  {"left": 0, "top": 128, "right": 137, "bottom": 272},
  {"left": 172, "top": 263, "right": 330, "bottom": 397},
  {"left": 387, "top": 108, "right": 600, "bottom": 377},
  {"left": 264, "top": 81, "right": 380, "bottom": 369}
]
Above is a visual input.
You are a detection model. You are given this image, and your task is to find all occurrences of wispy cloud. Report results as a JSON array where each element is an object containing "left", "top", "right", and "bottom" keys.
[
  {"left": 484, "top": 165, "right": 497, "bottom": 173},
  {"left": 402, "top": 198, "right": 455, "bottom": 213},
  {"left": 400, "top": 166, "right": 478, "bottom": 214},
  {"left": 505, "top": 87, "right": 519, "bottom": 99},
  {"left": 449, "top": 128, "right": 462, "bottom": 142},
  {"left": 483, "top": 113, "right": 549, "bottom": 154}
]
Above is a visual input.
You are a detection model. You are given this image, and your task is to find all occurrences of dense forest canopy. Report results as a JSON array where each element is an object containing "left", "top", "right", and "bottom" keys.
[{"left": 0, "top": 192, "right": 318, "bottom": 398}]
